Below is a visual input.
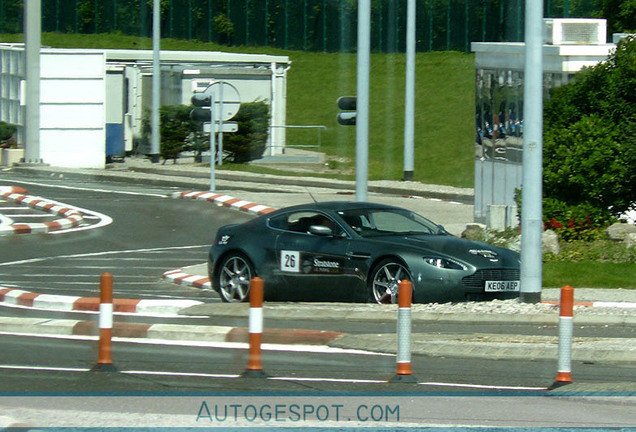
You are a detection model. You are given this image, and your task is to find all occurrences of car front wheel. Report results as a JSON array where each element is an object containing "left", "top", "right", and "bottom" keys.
[
  {"left": 369, "top": 259, "right": 412, "bottom": 304},
  {"left": 216, "top": 253, "right": 255, "bottom": 302}
]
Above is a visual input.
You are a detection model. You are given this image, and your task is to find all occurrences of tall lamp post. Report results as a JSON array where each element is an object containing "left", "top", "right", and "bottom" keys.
[
  {"left": 151, "top": 0, "right": 161, "bottom": 163},
  {"left": 520, "top": 0, "right": 544, "bottom": 303},
  {"left": 24, "top": 0, "right": 41, "bottom": 164}
]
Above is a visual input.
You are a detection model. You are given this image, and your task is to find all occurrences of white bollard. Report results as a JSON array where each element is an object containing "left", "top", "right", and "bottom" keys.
[
  {"left": 552, "top": 285, "right": 574, "bottom": 388},
  {"left": 390, "top": 280, "right": 417, "bottom": 383}
]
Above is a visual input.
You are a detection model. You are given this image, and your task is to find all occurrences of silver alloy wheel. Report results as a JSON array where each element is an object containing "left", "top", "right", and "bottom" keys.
[
  {"left": 370, "top": 261, "right": 411, "bottom": 304},
  {"left": 217, "top": 254, "right": 254, "bottom": 302}
]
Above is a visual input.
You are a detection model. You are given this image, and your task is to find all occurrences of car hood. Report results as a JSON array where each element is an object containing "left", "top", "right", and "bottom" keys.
[{"left": 373, "top": 234, "right": 519, "bottom": 267}]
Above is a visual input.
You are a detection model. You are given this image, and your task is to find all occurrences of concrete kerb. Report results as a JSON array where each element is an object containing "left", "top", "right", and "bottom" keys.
[
  {"left": 3, "top": 163, "right": 636, "bottom": 366},
  {"left": 8, "top": 162, "right": 476, "bottom": 203},
  {"left": 0, "top": 314, "right": 633, "bottom": 364},
  {"left": 0, "top": 285, "right": 203, "bottom": 316},
  {"left": 0, "top": 187, "right": 84, "bottom": 235}
]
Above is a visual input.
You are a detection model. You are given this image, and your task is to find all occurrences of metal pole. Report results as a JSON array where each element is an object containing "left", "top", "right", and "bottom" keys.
[
  {"left": 218, "top": 84, "right": 224, "bottom": 166},
  {"left": 150, "top": 0, "right": 161, "bottom": 163},
  {"left": 24, "top": 0, "right": 41, "bottom": 164},
  {"left": 403, "top": 0, "right": 415, "bottom": 181},
  {"left": 356, "top": 0, "right": 370, "bottom": 202},
  {"left": 210, "top": 91, "right": 216, "bottom": 191},
  {"left": 520, "top": 0, "right": 543, "bottom": 303}
]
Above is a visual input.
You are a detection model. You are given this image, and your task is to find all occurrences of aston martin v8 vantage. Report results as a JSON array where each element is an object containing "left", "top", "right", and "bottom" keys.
[{"left": 208, "top": 202, "right": 520, "bottom": 303}]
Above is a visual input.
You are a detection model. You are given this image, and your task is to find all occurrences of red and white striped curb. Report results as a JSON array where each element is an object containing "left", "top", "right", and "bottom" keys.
[
  {"left": 171, "top": 191, "right": 277, "bottom": 215},
  {"left": 0, "top": 286, "right": 203, "bottom": 316},
  {"left": 0, "top": 186, "right": 83, "bottom": 235},
  {"left": 0, "top": 185, "right": 27, "bottom": 195},
  {"left": 163, "top": 268, "right": 211, "bottom": 290},
  {"left": 0, "top": 315, "right": 344, "bottom": 345}
]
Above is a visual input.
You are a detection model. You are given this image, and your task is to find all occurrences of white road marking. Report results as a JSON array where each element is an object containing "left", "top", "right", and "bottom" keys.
[
  {"left": 0, "top": 179, "right": 172, "bottom": 234},
  {"left": 32, "top": 196, "right": 112, "bottom": 234},
  {"left": 269, "top": 376, "right": 385, "bottom": 384},
  {"left": 122, "top": 370, "right": 240, "bottom": 379},
  {"left": 0, "top": 332, "right": 390, "bottom": 356},
  {"left": 0, "top": 245, "right": 209, "bottom": 267},
  {"left": 0, "top": 364, "right": 90, "bottom": 373},
  {"left": 2, "top": 179, "right": 168, "bottom": 198},
  {"left": 0, "top": 363, "right": 548, "bottom": 390},
  {"left": 419, "top": 381, "right": 547, "bottom": 391}
]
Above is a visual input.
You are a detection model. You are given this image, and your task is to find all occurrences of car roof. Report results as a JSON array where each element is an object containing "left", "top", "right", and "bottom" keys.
[{"left": 270, "top": 201, "right": 402, "bottom": 214}]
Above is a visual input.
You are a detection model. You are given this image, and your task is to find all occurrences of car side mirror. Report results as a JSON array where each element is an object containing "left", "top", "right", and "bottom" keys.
[{"left": 308, "top": 225, "right": 333, "bottom": 236}]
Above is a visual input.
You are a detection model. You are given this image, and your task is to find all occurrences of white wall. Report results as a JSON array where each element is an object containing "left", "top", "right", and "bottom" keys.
[
  {"left": 1, "top": 45, "right": 289, "bottom": 168},
  {"left": 40, "top": 50, "right": 106, "bottom": 168},
  {"left": 0, "top": 46, "right": 25, "bottom": 143}
]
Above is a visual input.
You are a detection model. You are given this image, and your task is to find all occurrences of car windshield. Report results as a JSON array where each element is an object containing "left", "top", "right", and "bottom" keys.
[{"left": 337, "top": 208, "right": 444, "bottom": 237}]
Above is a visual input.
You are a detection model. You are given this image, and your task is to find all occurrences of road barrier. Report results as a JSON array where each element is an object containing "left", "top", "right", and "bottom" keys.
[
  {"left": 242, "top": 277, "right": 267, "bottom": 378},
  {"left": 390, "top": 280, "right": 417, "bottom": 383},
  {"left": 91, "top": 272, "right": 117, "bottom": 372},
  {"left": 552, "top": 285, "right": 574, "bottom": 388}
]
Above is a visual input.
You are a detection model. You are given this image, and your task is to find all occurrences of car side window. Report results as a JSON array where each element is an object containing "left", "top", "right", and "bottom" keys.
[{"left": 269, "top": 211, "right": 343, "bottom": 236}]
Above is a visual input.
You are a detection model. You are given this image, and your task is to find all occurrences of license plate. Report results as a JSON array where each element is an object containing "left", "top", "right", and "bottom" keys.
[{"left": 485, "top": 280, "right": 520, "bottom": 292}]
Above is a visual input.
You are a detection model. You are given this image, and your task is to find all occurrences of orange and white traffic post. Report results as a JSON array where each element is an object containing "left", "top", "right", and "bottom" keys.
[
  {"left": 242, "top": 277, "right": 267, "bottom": 378},
  {"left": 91, "top": 272, "right": 117, "bottom": 372},
  {"left": 390, "top": 280, "right": 417, "bottom": 383},
  {"left": 552, "top": 285, "right": 574, "bottom": 388}
]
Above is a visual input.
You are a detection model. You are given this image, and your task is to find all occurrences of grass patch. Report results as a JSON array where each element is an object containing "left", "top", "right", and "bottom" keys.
[
  {"left": 543, "top": 262, "right": 636, "bottom": 289},
  {"left": 1, "top": 32, "right": 476, "bottom": 187}
]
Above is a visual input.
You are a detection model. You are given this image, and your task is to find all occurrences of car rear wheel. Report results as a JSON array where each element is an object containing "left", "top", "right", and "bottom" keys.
[
  {"left": 216, "top": 253, "right": 255, "bottom": 303},
  {"left": 369, "top": 259, "right": 412, "bottom": 304}
]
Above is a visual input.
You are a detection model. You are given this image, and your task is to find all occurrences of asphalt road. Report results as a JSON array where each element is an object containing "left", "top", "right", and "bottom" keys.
[
  {"left": 1, "top": 333, "right": 635, "bottom": 427},
  {"left": 1, "top": 332, "right": 630, "bottom": 392},
  {"left": 0, "top": 173, "right": 250, "bottom": 300},
  {"left": 1, "top": 168, "right": 635, "bottom": 428}
]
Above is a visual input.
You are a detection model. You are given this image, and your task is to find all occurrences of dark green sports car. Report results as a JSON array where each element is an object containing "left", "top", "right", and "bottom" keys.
[{"left": 208, "top": 201, "right": 520, "bottom": 303}]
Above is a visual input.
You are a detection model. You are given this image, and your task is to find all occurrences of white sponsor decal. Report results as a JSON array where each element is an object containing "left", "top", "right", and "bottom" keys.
[{"left": 313, "top": 258, "right": 340, "bottom": 269}]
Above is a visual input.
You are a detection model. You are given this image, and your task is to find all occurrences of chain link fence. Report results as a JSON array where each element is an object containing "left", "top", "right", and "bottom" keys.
[{"left": 2, "top": 0, "right": 599, "bottom": 52}]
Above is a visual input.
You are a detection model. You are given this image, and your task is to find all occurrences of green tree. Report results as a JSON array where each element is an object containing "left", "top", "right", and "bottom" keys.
[
  {"left": 158, "top": 105, "right": 197, "bottom": 164},
  {"left": 543, "top": 36, "right": 636, "bottom": 231},
  {"left": 142, "top": 105, "right": 198, "bottom": 164},
  {"left": 594, "top": 0, "right": 636, "bottom": 35}
]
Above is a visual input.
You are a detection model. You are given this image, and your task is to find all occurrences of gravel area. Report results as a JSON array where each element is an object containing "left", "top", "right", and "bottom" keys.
[{"left": 408, "top": 288, "right": 636, "bottom": 317}]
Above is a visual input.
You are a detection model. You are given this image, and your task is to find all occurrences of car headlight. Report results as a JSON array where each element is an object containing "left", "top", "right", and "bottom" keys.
[{"left": 424, "top": 257, "right": 468, "bottom": 271}]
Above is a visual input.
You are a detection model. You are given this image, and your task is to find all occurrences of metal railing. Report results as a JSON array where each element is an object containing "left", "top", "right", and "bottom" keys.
[{"left": 268, "top": 124, "right": 327, "bottom": 156}]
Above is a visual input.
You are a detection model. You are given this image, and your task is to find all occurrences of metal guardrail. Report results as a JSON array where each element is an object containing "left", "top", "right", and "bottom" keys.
[{"left": 268, "top": 125, "right": 327, "bottom": 155}]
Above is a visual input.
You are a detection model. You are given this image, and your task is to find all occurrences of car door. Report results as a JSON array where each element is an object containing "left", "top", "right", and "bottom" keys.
[{"left": 271, "top": 210, "right": 359, "bottom": 302}]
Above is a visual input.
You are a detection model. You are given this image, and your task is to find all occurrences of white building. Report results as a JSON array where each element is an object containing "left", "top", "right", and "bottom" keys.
[
  {"left": 471, "top": 19, "right": 618, "bottom": 228},
  {"left": 0, "top": 45, "right": 290, "bottom": 168}
]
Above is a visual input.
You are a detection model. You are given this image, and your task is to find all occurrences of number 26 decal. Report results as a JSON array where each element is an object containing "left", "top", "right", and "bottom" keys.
[{"left": 281, "top": 250, "right": 300, "bottom": 273}]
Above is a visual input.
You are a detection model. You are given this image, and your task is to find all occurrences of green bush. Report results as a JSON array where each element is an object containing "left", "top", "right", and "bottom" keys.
[
  {"left": 141, "top": 102, "right": 270, "bottom": 164},
  {"left": 142, "top": 105, "right": 201, "bottom": 164},
  {"left": 544, "top": 239, "right": 636, "bottom": 263},
  {"left": 224, "top": 101, "right": 270, "bottom": 163},
  {"left": 0, "top": 121, "right": 17, "bottom": 143},
  {"left": 158, "top": 105, "right": 198, "bottom": 163},
  {"left": 542, "top": 36, "right": 636, "bottom": 235}
]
